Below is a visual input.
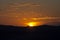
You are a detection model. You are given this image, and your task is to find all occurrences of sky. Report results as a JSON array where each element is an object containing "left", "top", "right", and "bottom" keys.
[{"left": 0, "top": 0, "right": 60, "bottom": 26}]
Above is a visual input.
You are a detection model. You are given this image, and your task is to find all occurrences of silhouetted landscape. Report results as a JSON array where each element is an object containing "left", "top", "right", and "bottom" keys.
[{"left": 0, "top": 25, "right": 60, "bottom": 40}]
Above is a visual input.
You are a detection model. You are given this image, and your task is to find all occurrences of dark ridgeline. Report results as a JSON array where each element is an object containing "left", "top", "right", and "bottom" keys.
[{"left": 0, "top": 25, "right": 60, "bottom": 40}]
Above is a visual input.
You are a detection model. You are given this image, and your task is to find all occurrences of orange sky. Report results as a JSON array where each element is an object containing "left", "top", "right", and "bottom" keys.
[{"left": 0, "top": 0, "right": 60, "bottom": 26}]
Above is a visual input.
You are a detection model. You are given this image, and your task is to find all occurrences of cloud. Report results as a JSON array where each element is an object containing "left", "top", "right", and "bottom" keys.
[
  {"left": 9, "top": 3, "right": 40, "bottom": 8},
  {"left": 25, "top": 17, "right": 60, "bottom": 20},
  {"left": 19, "top": 3, "right": 40, "bottom": 7},
  {"left": 1, "top": 2, "right": 40, "bottom": 14}
]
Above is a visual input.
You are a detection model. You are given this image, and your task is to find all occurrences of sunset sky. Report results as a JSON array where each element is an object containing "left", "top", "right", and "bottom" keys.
[{"left": 0, "top": 0, "right": 60, "bottom": 26}]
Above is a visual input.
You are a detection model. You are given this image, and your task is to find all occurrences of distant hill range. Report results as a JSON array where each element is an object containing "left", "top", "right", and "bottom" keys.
[
  {"left": 0, "top": 25, "right": 60, "bottom": 32},
  {"left": 0, "top": 25, "right": 60, "bottom": 29}
]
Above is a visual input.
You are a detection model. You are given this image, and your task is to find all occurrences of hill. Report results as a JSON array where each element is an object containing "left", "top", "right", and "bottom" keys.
[{"left": 0, "top": 25, "right": 60, "bottom": 40}]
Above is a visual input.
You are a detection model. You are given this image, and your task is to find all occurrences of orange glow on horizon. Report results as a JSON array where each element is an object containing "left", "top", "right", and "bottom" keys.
[
  {"left": 25, "top": 22, "right": 43, "bottom": 27},
  {"left": 27, "top": 22, "right": 37, "bottom": 27},
  {"left": 19, "top": 17, "right": 54, "bottom": 27}
]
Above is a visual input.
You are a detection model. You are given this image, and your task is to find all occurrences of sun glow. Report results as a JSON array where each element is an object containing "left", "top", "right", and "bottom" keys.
[{"left": 26, "top": 22, "right": 40, "bottom": 27}]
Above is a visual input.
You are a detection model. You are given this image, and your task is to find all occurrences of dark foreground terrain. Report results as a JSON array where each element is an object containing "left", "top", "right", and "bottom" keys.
[{"left": 0, "top": 25, "right": 60, "bottom": 40}]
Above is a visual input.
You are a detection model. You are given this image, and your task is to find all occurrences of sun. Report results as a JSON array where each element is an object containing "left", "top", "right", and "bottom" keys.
[
  {"left": 28, "top": 22, "right": 36, "bottom": 27},
  {"left": 26, "top": 22, "right": 39, "bottom": 27}
]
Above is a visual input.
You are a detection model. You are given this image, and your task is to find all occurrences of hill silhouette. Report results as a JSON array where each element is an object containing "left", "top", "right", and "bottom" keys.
[{"left": 0, "top": 25, "right": 60, "bottom": 40}]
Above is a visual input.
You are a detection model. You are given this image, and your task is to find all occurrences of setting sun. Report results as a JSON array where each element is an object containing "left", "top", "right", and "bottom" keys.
[
  {"left": 26, "top": 22, "right": 40, "bottom": 27},
  {"left": 28, "top": 22, "right": 36, "bottom": 27}
]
